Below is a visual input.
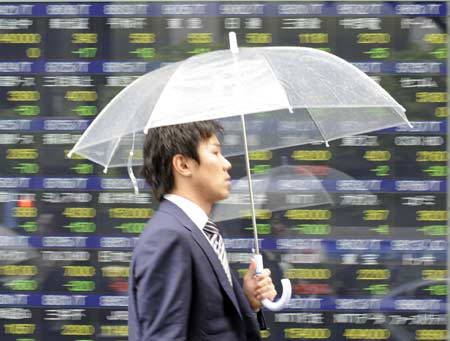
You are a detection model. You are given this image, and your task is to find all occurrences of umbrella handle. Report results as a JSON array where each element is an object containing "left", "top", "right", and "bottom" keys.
[{"left": 254, "top": 254, "right": 292, "bottom": 311}]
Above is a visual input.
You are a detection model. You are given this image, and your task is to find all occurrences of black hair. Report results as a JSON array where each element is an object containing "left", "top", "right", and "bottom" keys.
[{"left": 141, "top": 120, "right": 223, "bottom": 201}]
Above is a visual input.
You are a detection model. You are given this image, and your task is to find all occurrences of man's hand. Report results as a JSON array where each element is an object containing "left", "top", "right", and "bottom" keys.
[{"left": 243, "top": 258, "right": 277, "bottom": 311}]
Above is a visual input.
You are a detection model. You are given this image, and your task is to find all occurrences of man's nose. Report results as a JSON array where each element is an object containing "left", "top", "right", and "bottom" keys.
[{"left": 223, "top": 156, "right": 232, "bottom": 170}]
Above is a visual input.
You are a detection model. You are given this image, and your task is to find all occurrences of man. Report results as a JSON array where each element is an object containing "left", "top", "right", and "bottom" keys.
[{"left": 128, "top": 120, "right": 277, "bottom": 340}]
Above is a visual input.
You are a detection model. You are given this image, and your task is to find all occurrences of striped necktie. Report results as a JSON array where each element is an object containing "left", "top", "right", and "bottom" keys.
[{"left": 203, "top": 219, "right": 232, "bottom": 286}]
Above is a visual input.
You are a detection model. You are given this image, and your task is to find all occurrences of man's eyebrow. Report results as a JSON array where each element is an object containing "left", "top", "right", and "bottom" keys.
[{"left": 211, "top": 142, "right": 221, "bottom": 147}]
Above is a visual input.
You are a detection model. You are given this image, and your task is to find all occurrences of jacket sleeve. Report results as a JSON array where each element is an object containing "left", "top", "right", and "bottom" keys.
[{"left": 131, "top": 228, "right": 192, "bottom": 340}]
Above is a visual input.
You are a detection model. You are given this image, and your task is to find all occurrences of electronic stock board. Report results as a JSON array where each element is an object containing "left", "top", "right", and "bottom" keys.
[{"left": 0, "top": 1, "right": 447, "bottom": 340}]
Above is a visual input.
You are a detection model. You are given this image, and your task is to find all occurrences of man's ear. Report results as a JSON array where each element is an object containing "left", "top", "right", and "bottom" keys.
[{"left": 172, "top": 154, "right": 194, "bottom": 177}]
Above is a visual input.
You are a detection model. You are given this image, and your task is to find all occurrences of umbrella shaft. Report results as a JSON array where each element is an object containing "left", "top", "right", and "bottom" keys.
[{"left": 240, "top": 115, "right": 260, "bottom": 255}]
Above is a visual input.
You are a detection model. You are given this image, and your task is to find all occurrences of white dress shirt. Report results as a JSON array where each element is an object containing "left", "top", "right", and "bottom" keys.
[{"left": 164, "top": 193, "right": 209, "bottom": 236}]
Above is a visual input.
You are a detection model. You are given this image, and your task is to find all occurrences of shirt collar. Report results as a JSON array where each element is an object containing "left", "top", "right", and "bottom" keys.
[{"left": 164, "top": 194, "right": 208, "bottom": 230}]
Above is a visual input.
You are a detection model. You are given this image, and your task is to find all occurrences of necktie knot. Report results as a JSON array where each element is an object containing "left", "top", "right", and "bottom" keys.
[{"left": 204, "top": 219, "right": 219, "bottom": 236}]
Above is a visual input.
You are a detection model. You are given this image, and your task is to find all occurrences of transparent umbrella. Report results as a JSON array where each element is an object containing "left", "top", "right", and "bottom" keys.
[
  {"left": 69, "top": 32, "right": 410, "bottom": 311},
  {"left": 69, "top": 33, "right": 410, "bottom": 169}
]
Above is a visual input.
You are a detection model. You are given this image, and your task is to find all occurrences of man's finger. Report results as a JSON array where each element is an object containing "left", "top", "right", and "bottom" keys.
[
  {"left": 256, "top": 288, "right": 277, "bottom": 301},
  {"left": 256, "top": 277, "right": 271, "bottom": 288},
  {"left": 246, "top": 258, "right": 257, "bottom": 277},
  {"left": 256, "top": 283, "right": 275, "bottom": 295},
  {"left": 257, "top": 268, "right": 271, "bottom": 278}
]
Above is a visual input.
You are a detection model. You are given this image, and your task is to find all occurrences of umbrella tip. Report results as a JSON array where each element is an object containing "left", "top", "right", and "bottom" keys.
[
  {"left": 67, "top": 150, "right": 73, "bottom": 158},
  {"left": 103, "top": 167, "right": 108, "bottom": 174},
  {"left": 228, "top": 32, "right": 239, "bottom": 54}
]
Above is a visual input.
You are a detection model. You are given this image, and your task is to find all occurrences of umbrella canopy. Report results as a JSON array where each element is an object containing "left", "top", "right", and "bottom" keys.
[{"left": 69, "top": 45, "right": 409, "bottom": 168}]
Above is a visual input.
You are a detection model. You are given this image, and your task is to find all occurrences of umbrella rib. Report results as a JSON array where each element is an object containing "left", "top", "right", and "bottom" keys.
[
  {"left": 103, "top": 107, "right": 142, "bottom": 169},
  {"left": 304, "top": 108, "right": 331, "bottom": 146},
  {"left": 261, "top": 53, "right": 331, "bottom": 145},
  {"left": 68, "top": 72, "right": 155, "bottom": 158},
  {"left": 102, "top": 103, "right": 146, "bottom": 170},
  {"left": 143, "top": 63, "right": 182, "bottom": 134},
  {"left": 260, "top": 53, "right": 293, "bottom": 113},
  {"left": 103, "top": 134, "right": 124, "bottom": 171}
]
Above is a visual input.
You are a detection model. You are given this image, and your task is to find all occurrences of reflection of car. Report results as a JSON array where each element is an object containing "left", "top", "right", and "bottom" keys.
[{"left": 382, "top": 279, "right": 446, "bottom": 341}]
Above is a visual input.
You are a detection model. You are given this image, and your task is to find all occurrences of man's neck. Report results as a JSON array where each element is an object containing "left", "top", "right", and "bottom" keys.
[{"left": 169, "top": 190, "right": 212, "bottom": 215}]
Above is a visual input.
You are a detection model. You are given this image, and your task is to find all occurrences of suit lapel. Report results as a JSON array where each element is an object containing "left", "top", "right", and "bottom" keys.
[{"left": 159, "top": 200, "right": 243, "bottom": 320}]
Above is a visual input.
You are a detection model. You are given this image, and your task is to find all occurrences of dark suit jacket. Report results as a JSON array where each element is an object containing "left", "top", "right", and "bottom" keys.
[{"left": 128, "top": 199, "right": 262, "bottom": 340}]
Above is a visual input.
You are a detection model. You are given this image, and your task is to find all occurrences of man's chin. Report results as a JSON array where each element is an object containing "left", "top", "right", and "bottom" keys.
[{"left": 218, "top": 191, "right": 230, "bottom": 201}]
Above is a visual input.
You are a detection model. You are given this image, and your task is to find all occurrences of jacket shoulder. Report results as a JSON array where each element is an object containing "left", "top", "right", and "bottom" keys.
[{"left": 134, "top": 209, "right": 191, "bottom": 250}]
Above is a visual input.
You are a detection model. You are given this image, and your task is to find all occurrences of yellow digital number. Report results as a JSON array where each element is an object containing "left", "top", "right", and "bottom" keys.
[
  {"left": 240, "top": 209, "right": 272, "bottom": 220},
  {"left": 422, "top": 269, "right": 447, "bottom": 280},
  {"left": 13, "top": 207, "right": 37, "bottom": 218},
  {"left": 416, "top": 329, "right": 447, "bottom": 340},
  {"left": 249, "top": 150, "right": 272, "bottom": 161},
  {"left": 26, "top": 47, "right": 41, "bottom": 58},
  {"left": 423, "top": 34, "right": 448, "bottom": 44},
  {"left": 0, "top": 265, "right": 37, "bottom": 276},
  {"left": 0, "top": 34, "right": 41, "bottom": 43},
  {"left": 187, "top": 33, "right": 212, "bottom": 44},
  {"left": 246, "top": 33, "right": 272, "bottom": 44},
  {"left": 101, "top": 325, "right": 128, "bottom": 336},
  {"left": 129, "top": 33, "right": 155, "bottom": 44},
  {"left": 101, "top": 266, "right": 129, "bottom": 278},
  {"left": 344, "top": 328, "right": 390, "bottom": 339},
  {"left": 109, "top": 208, "right": 153, "bottom": 219},
  {"left": 416, "top": 92, "right": 447, "bottom": 103},
  {"left": 4, "top": 324, "right": 36, "bottom": 334},
  {"left": 356, "top": 269, "right": 390, "bottom": 280},
  {"left": 61, "top": 324, "right": 95, "bottom": 335},
  {"left": 63, "top": 207, "right": 96, "bottom": 218},
  {"left": 7, "top": 149, "right": 38, "bottom": 159},
  {"left": 261, "top": 330, "right": 270, "bottom": 338},
  {"left": 416, "top": 210, "right": 447, "bottom": 221},
  {"left": 363, "top": 210, "right": 389, "bottom": 221},
  {"left": 285, "top": 268, "right": 331, "bottom": 279},
  {"left": 65, "top": 91, "right": 98, "bottom": 102},
  {"left": 357, "top": 33, "right": 390, "bottom": 44},
  {"left": 64, "top": 266, "right": 96, "bottom": 277},
  {"left": 434, "top": 107, "right": 447, "bottom": 117},
  {"left": 284, "top": 328, "right": 331, "bottom": 339},
  {"left": 299, "top": 33, "right": 328, "bottom": 44},
  {"left": 72, "top": 33, "right": 97, "bottom": 44},
  {"left": 364, "top": 150, "right": 391, "bottom": 161},
  {"left": 291, "top": 150, "right": 331, "bottom": 161},
  {"left": 7, "top": 91, "right": 40, "bottom": 101},
  {"left": 416, "top": 151, "right": 447, "bottom": 162},
  {"left": 285, "top": 210, "right": 331, "bottom": 220}
]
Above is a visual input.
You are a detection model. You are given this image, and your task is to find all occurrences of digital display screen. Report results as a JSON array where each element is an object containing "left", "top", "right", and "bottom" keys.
[{"left": 0, "top": 2, "right": 447, "bottom": 340}]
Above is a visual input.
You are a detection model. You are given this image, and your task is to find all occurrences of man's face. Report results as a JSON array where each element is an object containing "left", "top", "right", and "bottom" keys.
[{"left": 191, "top": 134, "right": 232, "bottom": 204}]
